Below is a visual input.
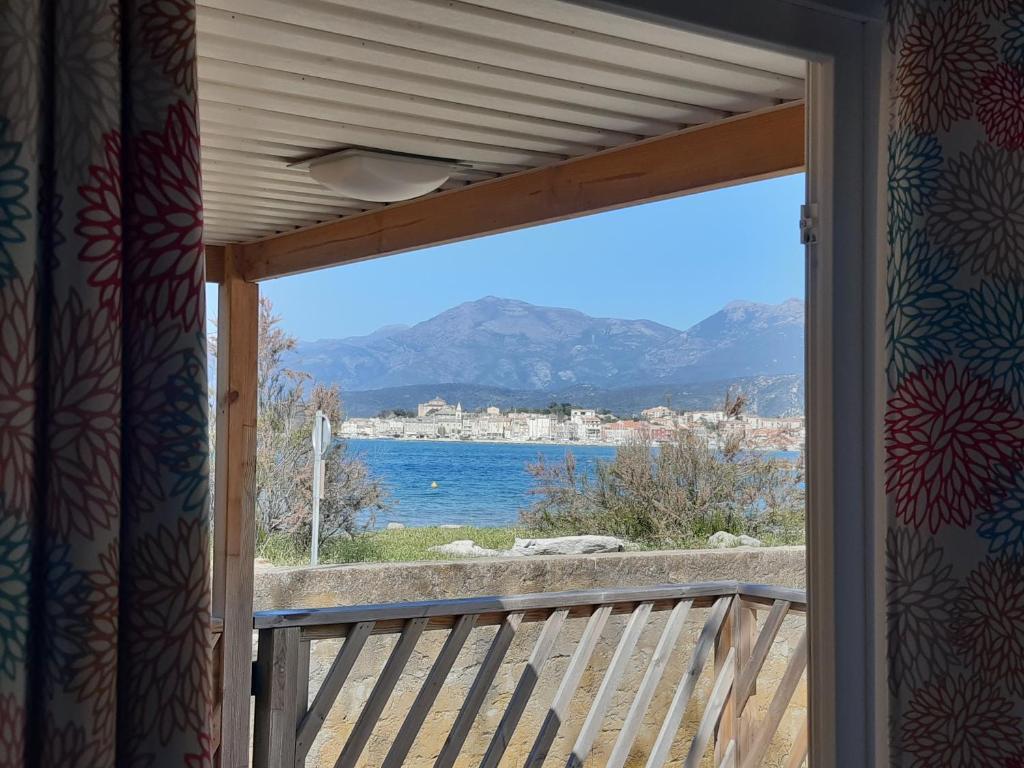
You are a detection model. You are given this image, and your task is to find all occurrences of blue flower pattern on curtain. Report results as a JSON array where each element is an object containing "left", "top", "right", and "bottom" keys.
[
  {"left": 886, "top": 1, "right": 1024, "bottom": 764},
  {"left": 0, "top": 1, "right": 209, "bottom": 765}
]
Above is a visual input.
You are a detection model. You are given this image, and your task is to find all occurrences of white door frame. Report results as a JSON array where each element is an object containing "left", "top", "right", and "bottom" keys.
[{"left": 574, "top": 2, "right": 885, "bottom": 764}]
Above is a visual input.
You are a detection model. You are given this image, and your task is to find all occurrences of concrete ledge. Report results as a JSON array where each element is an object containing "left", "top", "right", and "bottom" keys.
[{"left": 254, "top": 546, "right": 805, "bottom": 611}]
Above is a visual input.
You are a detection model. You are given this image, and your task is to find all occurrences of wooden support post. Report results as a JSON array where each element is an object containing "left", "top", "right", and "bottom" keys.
[
  {"left": 732, "top": 604, "right": 757, "bottom": 763},
  {"left": 253, "top": 627, "right": 301, "bottom": 768},
  {"left": 212, "top": 244, "right": 260, "bottom": 768},
  {"left": 714, "top": 599, "right": 736, "bottom": 765}
]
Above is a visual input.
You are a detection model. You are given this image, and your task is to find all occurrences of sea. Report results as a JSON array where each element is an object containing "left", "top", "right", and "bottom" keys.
[
  {"left": 344, "top": 438, "right": 799, "bottom": 528},
  {"left": 344, "top": 438, "right": 616, "bottom": 528}
]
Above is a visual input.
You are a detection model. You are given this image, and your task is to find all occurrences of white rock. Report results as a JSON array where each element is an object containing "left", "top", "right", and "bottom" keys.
[
  {"left": 737, "top": 535, "right": 764, "bottom": 547},
  {"left": 386, "top": 522, "right": 405, "bottom": 530},
  {"left": 428, "top": 540, "right": 502, "bottom": 557},
  {"left": 438, "top": 524, "right": 464, "bottom": 529},
  {"left": 708, "top": 531, "right": 740, "bottom": 548},
  {"left": 510, "top": 535, "right": 626, "bottom": 556}
]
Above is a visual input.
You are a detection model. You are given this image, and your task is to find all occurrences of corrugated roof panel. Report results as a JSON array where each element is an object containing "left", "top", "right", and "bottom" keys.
[{"left": 196, "top": 0, "right": 805, "bottom": 245}]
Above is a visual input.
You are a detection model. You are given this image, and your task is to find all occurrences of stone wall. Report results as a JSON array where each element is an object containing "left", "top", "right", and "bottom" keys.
[{"left": 255, "top": 547, "right": 806, "bottom": 766}]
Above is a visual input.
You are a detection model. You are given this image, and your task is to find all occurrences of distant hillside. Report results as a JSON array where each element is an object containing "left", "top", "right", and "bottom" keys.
[
  {"left": 290, "top": 296, "right": 804, "bottom": 399},
  {"left": 340, "top": 374, "right": 805, "bottom": 418}
]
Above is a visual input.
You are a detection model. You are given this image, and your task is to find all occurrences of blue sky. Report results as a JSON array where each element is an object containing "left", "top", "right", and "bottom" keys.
[{"left": 207, "top": 173, "right": 805, "bottom": 341}]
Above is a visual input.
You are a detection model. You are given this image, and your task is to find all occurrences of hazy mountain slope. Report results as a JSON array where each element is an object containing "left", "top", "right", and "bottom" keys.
[{"left": 291, "top": 296, "right": 804, "bottom": 393}]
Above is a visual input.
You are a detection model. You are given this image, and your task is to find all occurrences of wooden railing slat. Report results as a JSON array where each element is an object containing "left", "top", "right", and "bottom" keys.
[
  {"left": 525, "top": 605, "right": 613, "bottom": 767},
  {"left": 295, "top": 620, "right": 375, "bottom": 763},
  {"left": 784, "top": 716, "right": 809, "bottom": 768},
  {"left": 735, "top": 600, "right": 790, "bottom": 712},
  {"left": 742, "top": 629, "right": 808, "bottom": 768},
  {"left": 719, "top": 740, "right": 737, "bottom": 768},
  {"left": 685, "top": 647, "right": 736, "bottom": 768},
  {"left": 607, "top": 599, "right": 693, "bottom": 768},
  {"left": 382, "top": 614, "right": 479, "bottom": 768},
  {"left": 434, "top": 612, "right": 525, "bottom": 768},
  {"left": 335, "top": 617, "right": 429, "bottom": 768},
  {"left": 566, "top": 601, "right": 654, "bottom": 768},
  {"left": 481, "top": 608, "right": 570, "bottom": 768},
  {"left": 644, "top": 596, "right": 732, "bottom": 768},
  {"left": 253, "top": 626, "right": 301, "bottom": 768}
]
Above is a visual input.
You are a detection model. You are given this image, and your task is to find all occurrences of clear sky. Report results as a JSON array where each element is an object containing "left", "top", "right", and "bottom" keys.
[{"left": 207, "top": 173, "right": 805, "bottom": 341}]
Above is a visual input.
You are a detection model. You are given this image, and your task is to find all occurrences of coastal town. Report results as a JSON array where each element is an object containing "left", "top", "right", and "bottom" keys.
[{"left": 338, "top": 397, "right": 805, "bottom": 451}]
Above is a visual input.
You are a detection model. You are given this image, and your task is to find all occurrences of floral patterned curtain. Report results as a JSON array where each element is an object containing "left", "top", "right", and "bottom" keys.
[
  {"left": 0, "top": 1, "right": 209, "bottom": 765},
  {"left": 885, "top": 1, "right": 1024, "bottom": 764}
]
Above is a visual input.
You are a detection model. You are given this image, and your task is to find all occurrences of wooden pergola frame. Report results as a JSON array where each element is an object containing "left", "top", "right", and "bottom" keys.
[{"left": 205, "top": 101, "right": 804, "bottom": 767}]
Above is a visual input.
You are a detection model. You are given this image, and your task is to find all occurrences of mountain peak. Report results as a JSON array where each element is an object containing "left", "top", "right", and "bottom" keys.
[{"left": 290, "top": 296, "right": 803, "bottom": 395}]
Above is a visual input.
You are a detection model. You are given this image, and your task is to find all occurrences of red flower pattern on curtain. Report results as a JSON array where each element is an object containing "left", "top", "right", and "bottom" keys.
[
  {"left": 0, "top": 0, "right": 209, "bottom": 765},
  {"left": 888, "top": 1, "right": 1024, "bottom": 765}
]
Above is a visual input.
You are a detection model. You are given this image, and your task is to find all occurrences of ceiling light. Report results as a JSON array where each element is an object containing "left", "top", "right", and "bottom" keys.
[{"left": 297, "top": 149, "right": 456, "bottom": 203}]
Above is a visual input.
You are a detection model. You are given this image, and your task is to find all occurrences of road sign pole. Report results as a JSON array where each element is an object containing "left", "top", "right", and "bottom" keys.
[
  {"left": 310, "top": 409, "right": 331, "bottom": 566},
  {"left": 311, "top": 455, "right": 321, "bottom": 566}
]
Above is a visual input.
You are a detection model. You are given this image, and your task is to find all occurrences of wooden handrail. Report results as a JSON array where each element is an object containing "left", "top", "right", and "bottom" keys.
[
  {"left": 251, "top": 581, "right": 807, "bottom": 768},
  {"left": 252, "top": 580, "right": 804, "bottom": 629}
]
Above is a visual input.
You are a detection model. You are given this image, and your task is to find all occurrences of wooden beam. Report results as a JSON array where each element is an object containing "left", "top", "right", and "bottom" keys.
[
  {"left": 205, "top": 244, "right": 226, "bottom": 283},
  {"left": 233, "top": 103, "right": 803, "bottom": 281},
  {"left": 212, "top": 245, "right": 259, "bottom": 768}
]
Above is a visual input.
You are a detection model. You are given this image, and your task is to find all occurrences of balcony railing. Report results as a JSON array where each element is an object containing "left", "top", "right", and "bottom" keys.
[{"left": 252, "top": 581, "right": 807, "bottom": 767}]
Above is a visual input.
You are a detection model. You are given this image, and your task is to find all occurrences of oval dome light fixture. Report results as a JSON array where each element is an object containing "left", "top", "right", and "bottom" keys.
[{"left": 300, "top": 149, "right": 455, "bottom": 203}]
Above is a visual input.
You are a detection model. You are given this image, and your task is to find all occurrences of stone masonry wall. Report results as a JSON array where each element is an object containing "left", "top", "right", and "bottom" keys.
[{"left": 254, "top": 547, "right": 806, "bottom": 766}]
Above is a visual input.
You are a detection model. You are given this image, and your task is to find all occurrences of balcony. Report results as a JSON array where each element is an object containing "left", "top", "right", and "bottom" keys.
[{"left": 250, "top": 581, "right": 807, "bottom": 767}]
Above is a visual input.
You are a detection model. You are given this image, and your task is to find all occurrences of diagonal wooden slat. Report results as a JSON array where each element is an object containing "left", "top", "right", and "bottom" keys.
[
  {"left": 295, "top": 621, "right": 375, "bottom": 763},
  {"left": 784, "top": 716, "right": 809, "bottom": 768},
  {"left": 566, "top": 601, "right": 654, "bottom": 768},
  {"left": 735, "top": 600, "right": 790, "bottom": 712},
  {"left": 434, "top": 612, "right": 525, "bottom": 768},
  {"left": 742, "top": 629, "right": 808, "bottom": 768},
  {"left": 644, "top": 596, "right": 732, "bottom": 768},
  {"left": 719, "top": 740, "right": 737, "bottom": 768},
  {"left": 382, "top": 614, "right": 479, "bottom": 768},
  {"left": 684, "top": 647, "right": 736, "bottom": 768},
  {"left": 335, "top": 617, "right": 429, "bottom": 768},
  {"left": 525, "top": 605, "right": 613, "bottom": 767},
  {"left": 481, "top": 608, "right": 570, "bottom": 768},
  {"left": 606, "top": 599, "right": 693, "bottom": 768}
]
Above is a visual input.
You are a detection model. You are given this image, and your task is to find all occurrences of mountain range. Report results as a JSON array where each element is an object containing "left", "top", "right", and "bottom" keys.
[{"left": 288, "top": 296, "right": 805, "bottom": 417}]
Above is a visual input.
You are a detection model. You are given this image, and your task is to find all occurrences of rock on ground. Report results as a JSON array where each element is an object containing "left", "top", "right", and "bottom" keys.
[
  {"left": 510, "top": 535, "right": 626, "bottom": 556},
  {"left": 708, "top": 531, "right": 764, "bottom": 548},
  {"left": 429, "top": 535, "right": 627, "bottom": 558},
  {"left": 386, "top": 522, "right": 405, "bottom": 530},
  {"left": 428, "top": 540, "right": 503, "bottom": 558}
]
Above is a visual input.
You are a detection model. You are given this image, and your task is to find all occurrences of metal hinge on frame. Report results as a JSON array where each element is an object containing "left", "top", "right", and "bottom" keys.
[{"left": 799, "top": 203, "right": 819, "bottom": 245}]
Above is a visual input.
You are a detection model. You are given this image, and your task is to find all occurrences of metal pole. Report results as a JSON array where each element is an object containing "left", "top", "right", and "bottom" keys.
[{"left": 311, "top": 454, "right": 320, "bottom": 566}]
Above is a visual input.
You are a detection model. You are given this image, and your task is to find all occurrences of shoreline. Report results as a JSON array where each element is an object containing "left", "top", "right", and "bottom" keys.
[
  {"left": 344, "top": 435, "right": 612, "bottom": 448},
  {"left": 340, "top": 435, "right": 803, "bottom": 452}
]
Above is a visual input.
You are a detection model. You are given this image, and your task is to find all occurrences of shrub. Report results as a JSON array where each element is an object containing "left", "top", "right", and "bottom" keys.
[{"left": 521, "top": 429, "right": 804, "bottom": 547}]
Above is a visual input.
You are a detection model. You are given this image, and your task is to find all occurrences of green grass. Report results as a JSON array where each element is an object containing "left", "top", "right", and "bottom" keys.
[
  {"left": 257, "top": 519, "right": 805, "bottom": 567},
  {"left": 258, "top": 526, "right": 539, "bottom": 566}
]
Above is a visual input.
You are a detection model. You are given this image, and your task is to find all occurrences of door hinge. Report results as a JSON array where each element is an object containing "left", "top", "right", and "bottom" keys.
[{"left": 800, "top": 203, "right": 819, "bottom": 245}]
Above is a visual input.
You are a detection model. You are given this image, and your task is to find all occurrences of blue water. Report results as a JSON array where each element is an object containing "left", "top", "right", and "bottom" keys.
[{"left": 344, "top": 439, "right": 617, "bottom": 528}]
